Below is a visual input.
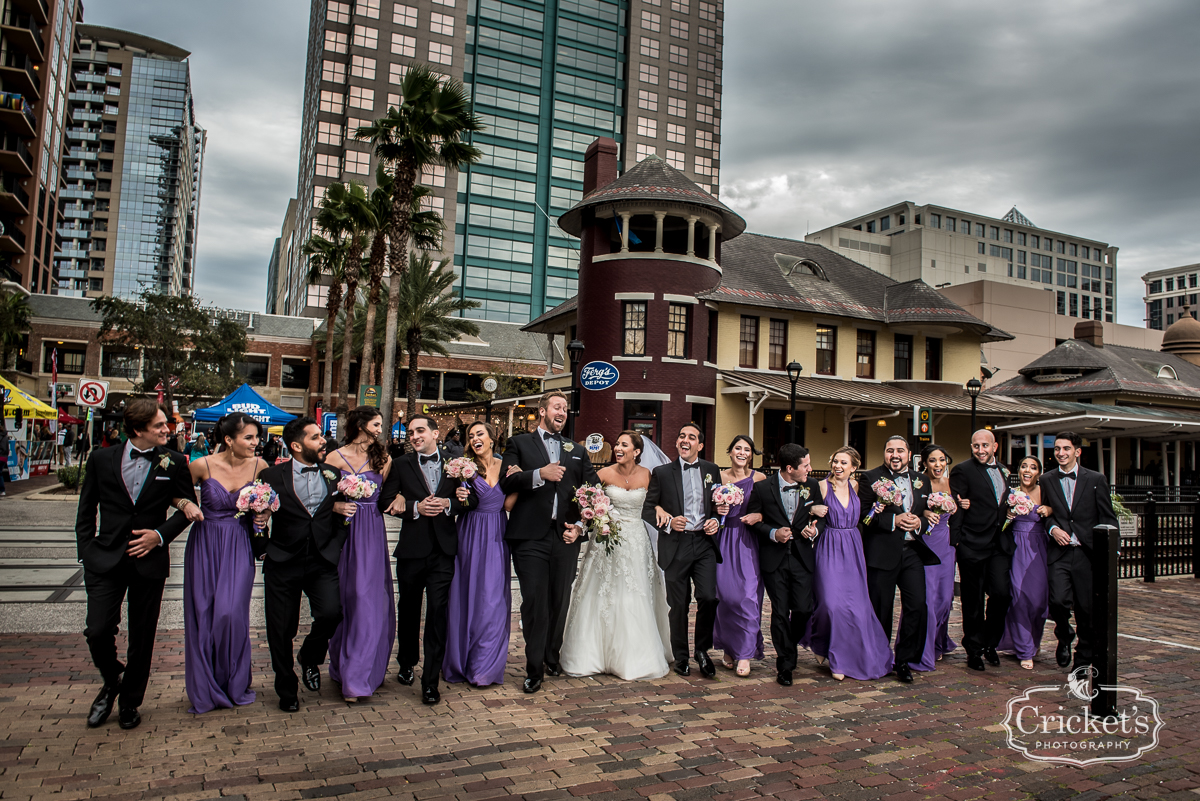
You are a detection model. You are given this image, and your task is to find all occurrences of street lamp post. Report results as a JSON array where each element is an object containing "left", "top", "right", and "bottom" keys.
[
  {"left": 966, "top": 377, "right": 982, "bottom": 433},
  {"left": 786, "top": 360, "right": 803, "bottom": 444},
  {"left": 567, "top": 339, "right": 585, "bottom": 441}
]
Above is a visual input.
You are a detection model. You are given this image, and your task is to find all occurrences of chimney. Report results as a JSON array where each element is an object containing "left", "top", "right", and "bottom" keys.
[
  {"left": 1074, "top": 319, "right": 1104, "bottom": 348},
  {"left": 582, "top": 137, "right": 619, "bottom": 196}
]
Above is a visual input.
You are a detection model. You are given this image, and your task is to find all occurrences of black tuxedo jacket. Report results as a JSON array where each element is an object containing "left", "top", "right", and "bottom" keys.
[
  {"left": 948, "top": 459, "right": 1014, "bottom": 559},
  {"left": 857, "top": 464, "right": 939, "bottom": 569},
  {"left": 1038, "top": 465, "right": 1118, "bottom": 564},
  {"left": 747, "top": 475, "right": 825, "bottom": 573},
  {"left": 642, "top": 458, "right": 723, "bottom": 568},
  {"left": 378, "top": 449, "right": 476, "bottom": 558},
  {"left": 74, "top": 443, "right": 196, "bottom": 578},
  {"left": 499, "top": 430, "right": 599, "bottom": 541},
  {"left": 257, "top": 460, "right": 346, "bottom": 565}
]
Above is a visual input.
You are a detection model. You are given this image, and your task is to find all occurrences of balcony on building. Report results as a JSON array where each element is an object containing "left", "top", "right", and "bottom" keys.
[
  {"left": 1, "top": 12, "right": 43, "bottom": 60},
  {"left": 0, "top": 173, "right": 29, "bottom": 214},
  {"left": 0, "top": 213, "right": 27, "bottom": 251},
  {"left": 0, "top": 132, "right": 33, "bottom": 174},
  {"left": 0, "top": 91, "right": 37, "bottom": 138},
  {"left": 0, "top": 49, "right": 40, "bottom": 98},
  {"left": 8, "top": 0, "right": 48, "bottom": 25}
]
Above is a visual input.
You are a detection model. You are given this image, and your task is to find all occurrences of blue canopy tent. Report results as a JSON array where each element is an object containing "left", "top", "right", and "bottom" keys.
[{"left": 192, "top": 383, "right": 297, "bottom": 426}]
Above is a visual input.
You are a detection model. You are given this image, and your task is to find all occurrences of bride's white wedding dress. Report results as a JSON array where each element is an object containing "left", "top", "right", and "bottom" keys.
[{"left": 560, "top": 485, "right": 673, "bottom": 680}]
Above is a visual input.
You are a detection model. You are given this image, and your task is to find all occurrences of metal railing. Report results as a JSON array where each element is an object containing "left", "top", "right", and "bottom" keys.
[{"left": 1117, "top": 494, "right": 1199, "bottom": 580}]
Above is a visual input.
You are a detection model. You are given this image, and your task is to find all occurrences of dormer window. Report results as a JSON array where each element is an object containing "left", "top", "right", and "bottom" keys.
[{"left": 1157, "top": 365, "right": 1179, "bottom": 380}]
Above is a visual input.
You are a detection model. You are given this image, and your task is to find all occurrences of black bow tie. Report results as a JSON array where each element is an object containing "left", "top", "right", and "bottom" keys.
[
  {"left": 542, "top": 431, "right": 561, "bottom": 442},
  {"left": 420, "top": 454, "right": 440, "bottom": 465},
  {"left": 781, "top": 484, "right": 799, "bottom": 492},
  {"left": 300, "top": 465, "right": 320, "bottom": 474},
  {"left": 1062, "top": 471, "right": 1077, "bottom": 480},
  {"left": 130, "top": 448, "right": 154, "bottom": 461},
  {"left": 683, "top": 461, "right": 700, "bottom": 471},
  {"left": 891, "top": 470, "right": 908, "bottom": 480},
  {"left": 986, "top": 463, "right": 1002, "bottom": 471}
]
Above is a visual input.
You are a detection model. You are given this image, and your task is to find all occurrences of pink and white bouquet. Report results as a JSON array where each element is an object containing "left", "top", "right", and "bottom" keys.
[
  {"left": 234, "top": 480, "right": 280, "bottom": 535},
  {"left": 864, "top": 478, "right": 904, "bottom": 525},
  {"left": 1003, "top": 490, "right": 1036, "bottom": 530},
  {"left": 444, "top": 456, "right": 477, "bottom": 481},
  {"left": 711, "top": 483, "right": 745, "bottom": 531},
  {"left": 926, "top": 491, "right": 958, "bottom": 516},
  {"left": 575, "top": 483, "right": 623, "bottom": 554},
  {"left": 336, "top": 474, "right": 379, "bottom": 525}
]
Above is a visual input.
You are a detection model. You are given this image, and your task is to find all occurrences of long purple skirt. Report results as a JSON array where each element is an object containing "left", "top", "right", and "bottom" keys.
[
  {"left": 910, "top": 517, "right": 958, "bottom": 671},
  {"left": 329, "top": 500, "right": 395, "bottom": 698},
  {"left": 998, "top": 514, "right": 1049, "bottom": 659}
]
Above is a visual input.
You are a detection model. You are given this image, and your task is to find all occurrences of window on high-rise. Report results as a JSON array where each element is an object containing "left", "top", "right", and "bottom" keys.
[
  {"left": 989, "top": 226, "right": 999, "bottom": 240},
  {"left": 697, "top": 51, "right": 716, "bottom": 72},
  {"left": 699, "top": 1, "right": 717, "bottom": 20},
  {"left": 639, "top": 63, "right": 659, "bottom": 84},
  {"left": 325, "top": 30, "right": 348, "bottom": 53},
  {"left": 351, "top": 55, "right": 376, "bottom": 80},
  {"left": 430, "top": 12, "right": 454, "bottom": 35},
  {"left": 635, "top": 142, "right": 655, "bottom": 161},
  {"left": 669, "top": 44, "right": 688, "bottom": 65},
  {"left": 638, "top": 90, "right": 658, "bottom": 111},
  {"left": 322, "top": 59, "right": 346, "bottom": 83},
  {"left": 960, "top": 219, "right": 970, "bottom": 234},
  {"left": 391, "top": 33, "right": 416, "bottom": 57},
  {"left": 670, "top": 19, "right": 689, "bottom": 39},
  {"left": 358, "top": 0, "right": 380, "bottom": 18},
  {"left": 693, "top": 155, "right": 713, "bottom": 176},
  {"left": 636, "top": 117, "right": 657, "bottom": 137},
  {"left": 924, "top": 337, "right": 942, "bottom": 381},
  {"left": 349, "top": 85, "right": 374, "bottom": 109},
  {"left": 815, "top": 325, "right": 836, "bottom": 375},
  {"left": 345, "top": 150, "right": 370, "bottom": 174},
  {"left": 1003, "top": 229, "right": 1013, "bottom": 243},
  {"left": 668, "top": 70, "right": 686, "bottom": 91},
  {"left": 1069, "top": 243, "right": 1078, "bottom": 257},
  {"left": 640, "top": 37, "right": 660, "bottom": 58},
  {"left": 695, "top": 129, "right": 714, "bottom": 150},
  {"left": 316, "top": 153, "right": 340, "bottom": 177},
  {"left": 666, "top": 123, "right": 685, "bottom": 143},
  {"left": 421, "top": 164, "right": 446, "bottom": 187},
  {"left": 665, "top": 150, "right": 685, "bottom": 169},
  {"left": 388, "top": 62, "right": 409, "bottom": 85},
  {"left": 667, "top": 304, "right": 690, "bottom": 358},
  {"left": 699, "top": 26, "right": 716, "bottom": 47},
  {"left": 642, "top": 10, "right": 661, "bottom": 31},
  {"left": 393, "top": 4, "right": 417, "bottom": 25},
  {"left": 317, "top": 121, "right": 344, "bottom": 145},
  {"left": 695, "top": 103, "right": 714, "bottom": 124},
  {"left": 672, "top": 0, "right": 690, "bottom": 12},
  {"left": 428, "top": 41, "right": 453, "bottom": 65},
  {"left": 352, "top": 24, "right": 378, "bottom": 48},
  {"left": 696, "top": 77, "right": 715, "bottom": 97},
  {"left": 739, "top": 316, "right": 759, "bottom": 368},
  {"left": 327, "top": 1, "right": 350, "bottom": 23},
  {"left": 623, "top": 302, "right": 647, "bottom": 356},
  {"left": 667, "top": 96, "right": 686, "bottom": 117},
  {"left": 856, "top": 330, "right": 876, "bottom": 379},
  {"left": 319, "top": 90, "right": 345, "bottom": 113},
  {"left": 1166, "top": 277, "right": 1174, "bottom": 291}
]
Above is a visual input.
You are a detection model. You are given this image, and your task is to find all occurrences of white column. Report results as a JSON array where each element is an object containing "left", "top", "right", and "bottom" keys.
[
  {"left": 545, "top": 333, "right": 554, "bottom": 376},
  {"left": 1005, "top": 434, "right": 1013, "bottom": 465},
  {"left": 619, "top": 212, "right": 631, "bottom": 253},
  {"left": 1034, "top": 431, "right": 1043, "bottom": 465},
  {"left": 686, "top": 216, "right": 697, "bottom": 256},
  {"left": 437, "top": 371, "right": 445, "bottom": 403},
  {"left": 1174, "top": 440, "right": 1182, "bottom": 487},
  {"left": 747, "top": 393, "right": 756, "bottom": 439},
  {"left": 1162, "top": 447, "right": 1169, "bottom": 486},
  {"left": 1109, "top": 436, "right": 1117, "bottom": 483},
  {"left": 654, "top": 211, "right": 665, "bottom": 254},
  {"left": 507, "top": 405, "right": 514, "bottom": 438},
  {"left": 707, "top": 223, "right": 718, "bottom": 261},
  {"left": 1134, "top": 437, "right": 1141, "bottom": 469}
]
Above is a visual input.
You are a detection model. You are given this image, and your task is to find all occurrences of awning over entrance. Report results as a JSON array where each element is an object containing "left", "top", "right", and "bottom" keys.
[{"left": 993, "top": 400, "right": 1200, "bottom": 442}]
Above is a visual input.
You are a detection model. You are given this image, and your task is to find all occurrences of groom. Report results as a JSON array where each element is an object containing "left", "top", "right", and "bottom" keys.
[
  {"left": 642, "top": 423, "right": 721, "bottom": 678},
  {"left": 500, "top": 390, "right": 600, "bottom": 693}
]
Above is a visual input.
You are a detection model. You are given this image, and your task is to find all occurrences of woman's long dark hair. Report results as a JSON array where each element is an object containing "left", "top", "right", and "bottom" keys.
[
  {"left": 343, "top": 406, "right": 387, "bottom": 472},
  {"left": 214, "top": 413, "right": 263, "bottom": 453},
  {"left": 465, "top": 420, "right": 499, "bottom": 467}
]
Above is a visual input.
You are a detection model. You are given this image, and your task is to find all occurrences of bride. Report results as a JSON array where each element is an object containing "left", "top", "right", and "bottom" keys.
[{"left": 560, "top": 430, "right": 673, "bottom": 680}]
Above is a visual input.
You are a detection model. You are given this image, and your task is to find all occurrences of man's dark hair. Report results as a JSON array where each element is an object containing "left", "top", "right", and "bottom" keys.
[
  {"left": 679, "top": 422, "right": 705, "bottom": 444},
  {"left": 283, "top": 416, "right": 317, "bottom": 449},
  {"left": 123, "top": 399, "right": 167, "bottom": 437},
  {"left": 778, "top": 443, "right": 808, "bottom": 470},
  {"left": 1055, "top": 431, "right": 1083, "bottom": 449},
  {"left": 884, "top": 434, "right": 909, "bottom": 449},
  {"left": 408, "top": 414, "right": 438, "bottom": 431}
]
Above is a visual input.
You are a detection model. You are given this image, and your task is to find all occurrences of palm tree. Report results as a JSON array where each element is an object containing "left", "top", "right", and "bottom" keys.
[
  {"left": 0, "top": 290, "right": 31, "bottom": 369},
  {"left": 396, "top": 253, "right": 481, "bottom": 421},
  {"left": 356, "top": 63, "right": 484, "bottom": 434},
  {"left": 302, "top": 233, "right": 349, "bottom": 414}
]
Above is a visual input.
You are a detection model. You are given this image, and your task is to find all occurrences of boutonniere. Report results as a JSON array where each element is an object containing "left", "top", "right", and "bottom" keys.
[
  {"left": 562, "top": 442, "right": 574, "bottom": 453},
  {"left": 157, "top": 453, "right": 172, "bottom": 471},
  {"left": 704, "top": 474, "right": 714, "bottom": 486},
  {"left": 1001, "top": 467, "right": 1010, "bottom": 480},
  {"left": 322, "top": 469, "right": 338, "bottom": 483},
  {"left": 799, "top": 486, "right": 811, "bottom": 500},
  {"left": 912, "top": 478, "right": 924, "bottom": 489}
]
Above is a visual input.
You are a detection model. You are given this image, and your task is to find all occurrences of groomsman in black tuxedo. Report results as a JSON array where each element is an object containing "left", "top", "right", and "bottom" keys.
[
  {"left": 746, "top": 443, "right": 827, "bottom": 686},
  {"left": 75, "top": 399, "right": 196, "bottom": 729},
  {"left": 1038, "top": 431, "right": 1118, "bottom": 672},
  {"left": 379, "top": 414, "right": 476, "bottom": 704},
  {"left": 499, "top": 391, "right": 599, "bottom": 693},
  {"left": 949, "top": 429, "right": 1015, "bottom": 671},
  {"left": 257, "top": 417, "right": 355, "bottom": 711},
  {"left": 857, "top": 435, "right": 939, "bottom": 683},
  {"left": 641, "top": 423, "right": 722, "bottom": 678}
]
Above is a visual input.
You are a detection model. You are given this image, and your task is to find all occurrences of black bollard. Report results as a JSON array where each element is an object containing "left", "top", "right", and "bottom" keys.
[
  {"left": 1091, "top": 524, "right": 1119, "bottom": 717},
  {"left": 1143, "top": 493, "right": 1157, "bottom": 583}
]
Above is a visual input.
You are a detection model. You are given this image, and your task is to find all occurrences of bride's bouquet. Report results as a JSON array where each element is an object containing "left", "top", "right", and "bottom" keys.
[
  {"left": 863, "top": 478, "right": 904, "bottom": 525},
  {"left": 1003, "top": 490, "right": 1035, "bottom": 531},
  {"left": 575, "top": 483, "right": 622, "bottom": 554},
  {"left": 234, "top": 480, "right": 280, "bottom": 535},
  {"left": 336, "top": 474, "right": 378, "bottom": 525},
  {"left": 711, "top": 483, "right": 745, "bottom": 532},
  {"left": 444, "top": 456, "right": 477, "bottom": 480}
]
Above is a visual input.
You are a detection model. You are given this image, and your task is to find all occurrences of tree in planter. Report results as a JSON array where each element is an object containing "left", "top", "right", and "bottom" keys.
[
  {"left": 302, "top": 233, "right": 351, "bottom": 414},
  {"left": 395, "top": 253, "right": 480, "bottom": 421},
  {"left": 91, "top": 291, "right": 247, "bottom": 410}
]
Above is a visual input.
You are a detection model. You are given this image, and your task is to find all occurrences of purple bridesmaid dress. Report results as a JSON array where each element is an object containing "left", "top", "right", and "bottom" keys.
[
  {"left": 183, "top": 479, "right": 257, "bottom": 714},
  {"left": 802, "top": 481, "right": 894, "bottom": 680},
  {"left": 328, "top": 464, "right": 395, "bottom": 698},
  {"left": 713, "top": 475, "right": 765, "bottom": 661},
  {"left": 443, "top": 474, "right": 511, "bottom": 686},
  {"left": 910, "top": 509, "right": 958, "bottom": 671},
  {"left": 998, "top": 508, "right": 1049, "bottom": 659}
]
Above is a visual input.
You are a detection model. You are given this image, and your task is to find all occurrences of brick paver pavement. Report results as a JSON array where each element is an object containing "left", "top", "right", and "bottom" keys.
[{"left": 2, "top": 579, "right": 1198, "bottom": 801}]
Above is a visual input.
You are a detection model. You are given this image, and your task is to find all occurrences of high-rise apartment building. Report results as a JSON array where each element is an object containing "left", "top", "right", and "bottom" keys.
[
  {"left": 807, "top": 203, "right": 1120, "bottom": 324},
  {"left": 281, "top": 0, "right": 724, "bottom": 322},
  {"left": 1, "top": 0, "right": 81, "bottom": 295},
  {"left": 58, "top": 24, "right": 205, "bottom": 299},
  {"left": 1142, "top": 264, "right": 1199, "bottom": 330},
  {"left": 266, "top": 196, "right": 298, "bottom": 314}
]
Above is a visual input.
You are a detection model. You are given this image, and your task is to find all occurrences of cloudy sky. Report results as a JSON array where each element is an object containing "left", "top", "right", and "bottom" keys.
[{"left": 85, "top": 0, "right": 1200, "bottom": 325}]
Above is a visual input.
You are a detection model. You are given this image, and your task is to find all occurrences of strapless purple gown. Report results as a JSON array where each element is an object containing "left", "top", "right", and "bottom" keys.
[
  {"left": 910, "top": 510, "right": 958, "bottom": 671},
  {"left": 802, "top": 482, "right": 894, "bottom": 680},
  {"left": 184, "top": 479, "right": 256, "bottom": 714},
  {"left": 444, "top": 476, "right": 511, "bottom": 686},
  {"left": 713, "top": 475, "right": 765, "bottom": 661},
  {"left": 998, "top": 509, "right": 1049, "bottom": 659},
  {"left": 329, "top": 467, "right": 395, "bottom": 698}
]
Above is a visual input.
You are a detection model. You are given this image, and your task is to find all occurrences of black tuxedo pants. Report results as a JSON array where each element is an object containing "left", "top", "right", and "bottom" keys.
[
  {"left": 83, "top": 558, "right": 166, "bottom": 708},
  {"left": 958, "top": 550, "right": 1013, "bottom": 655},
  {"left": 510, "top": 524, "right": 580, "bottom": 680},
  {"left": 662, "top": 531, "right": 718, "bottom": 664},
  {"left": 395, "top": 549, "right": 455, "bottom": 688},
  {"left": 867, "top": 545, "right": 928, "bottom": 668},
  {"left": 761, "top": 551, "right": 813, "bottom": 673},
  {"left": 1049, "top": 547, "right": 1093, "bottom": 665},
  {"left": 263, "top": 549, "right": 343, "bottom": 701}
]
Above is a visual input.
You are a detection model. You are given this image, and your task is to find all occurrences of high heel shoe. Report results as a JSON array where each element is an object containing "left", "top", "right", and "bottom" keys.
[
  {"left": 736, "top": 659, "right": 751, "bottom": 677},
  {"left": 832, "top": 672, "right": 845, "bottom": 681},
  {"left": 815, "top": 656, "right": 827, "bottom": 667},
  {"left": 722, "top": 656, "right": 735, "bottom": 670},
  {"left": 1020, "top": 659, "right": 1034, "bottom": 670}
]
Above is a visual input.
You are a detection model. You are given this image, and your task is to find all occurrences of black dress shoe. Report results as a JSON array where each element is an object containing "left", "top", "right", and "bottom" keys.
[
  {"left": 967, "top": 653, "right": 986, "bottom": 671},
  {"left": 86, "top": 682, "right": 120, "bottom": 728},
  {"left": 984, "top": 647, "right": 1000, "bottom": 667},
  {"left": 522, "top": 677, "right": 542, "bottom": 694},
  {"left": 279, "top": 697, "right": 299, "bottom": 712},
  {"left": 895, "top": 664, "right": 914, "bottom": 683},
  {"left": 396, "top": 666, "right": 415, "bottom": 686},
  {"left": 117, "top": 706, "right": 141, "bottom": 729},
  {"left": 694, "top": 650, "right": 716, "bottom": 678},
  {"left": 301, "top": 663, "right": 321, "bottom": 692},
  {"left": 674, "top": 660, "right": 690, "bottom": 677},
  {"left": 1056, "top": 639, "right": 1073, "bottom": 668},
  {"left": 544, "top": 663, "right": 562, "bottom": 677},
  {"left": 422, "top": 685, "right": 441, "bottom": 705},
  {"left": 776, "top": 670, "right": 793, "bottom": 687}
]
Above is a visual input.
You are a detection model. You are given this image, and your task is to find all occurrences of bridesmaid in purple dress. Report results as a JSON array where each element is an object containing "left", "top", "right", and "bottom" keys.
[
  {"left": 910, "top": 444, "right": 958, "bottom": 671},
  {"left": 181, "top": 413, "right": 267, "bottom": 714},
  {"left": 999, "top": 456, "right": 1052, "bottom": 670},
  {"left": 804, "top": 446, "right": 893, "bottom": 681},
  {"left": 713, "top": 435, "right": 766, "bottom": 677},
  {"left": 444, "top": 421, "right": 514, "bottom": 686},
  {"left": 326, "top": 406, "right": 395, "bottom": 702}
]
